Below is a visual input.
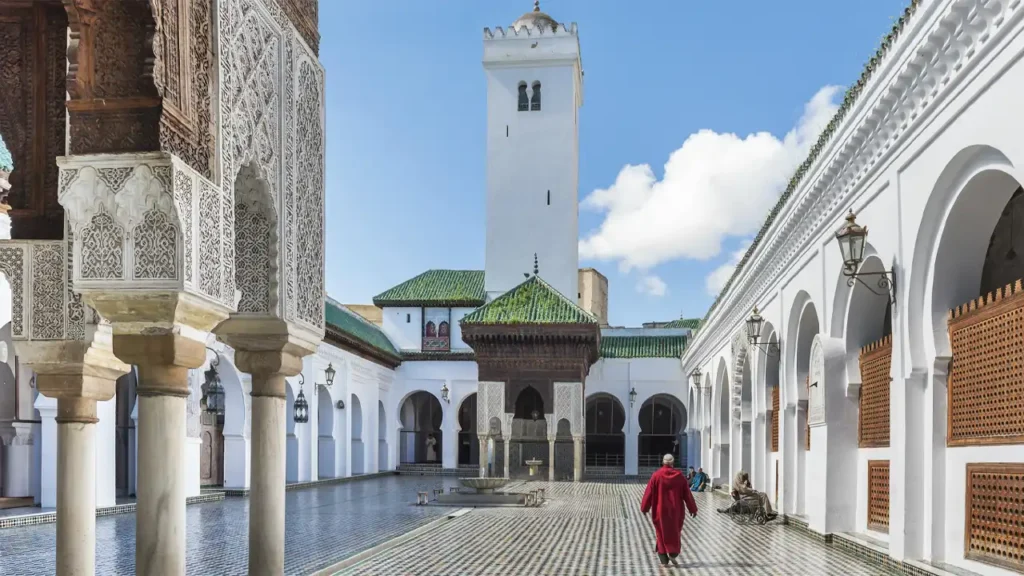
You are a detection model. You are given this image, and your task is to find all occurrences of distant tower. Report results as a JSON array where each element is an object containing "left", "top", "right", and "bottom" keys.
[{"left": 483, "top": 1, "right": 583, "bottom": 301}]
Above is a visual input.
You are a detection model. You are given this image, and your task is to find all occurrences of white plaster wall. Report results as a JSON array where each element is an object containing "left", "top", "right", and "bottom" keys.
[
  {"left": 450, "top": 308, "right": 474, "bottom": 350},
  {"left": 679, "top": 3, "right": 1024, "bottom": 570},
  {"left": 483, "top": 32, "right": 581, "bottom": 302},
  {"left": 381, "top": 307, "right": 421, "bottom": 351}
]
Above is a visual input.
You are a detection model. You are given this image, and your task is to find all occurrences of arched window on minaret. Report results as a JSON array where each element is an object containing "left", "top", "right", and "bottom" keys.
[
  {"left": 531, "top": 81, "right": 542, "bottom": 111},
  {"left": 518, "top": 82, "right": 529, "bottom": 111}
]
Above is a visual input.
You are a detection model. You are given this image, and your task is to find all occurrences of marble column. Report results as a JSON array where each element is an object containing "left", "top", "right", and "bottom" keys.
[
  {"left": 548, "top": 435, "right": 556, "bottom": 481},
  {"left": 117, "top": 334, "right": 205, "bottom": 576},
  {"left": 573, "top": 436, "right": 583, "bottom": 482},
  {"left": 23, "top": 334, "right": 127, "bottom": 576},
  {"left": 231, "top": 347, "right": 305, "bottom": 576},
  {"left": 503, "top": 435, "right": 510, "bottom": 479},
  {"left": 478, "top": 435, "right": 488, "bottom": 477}
]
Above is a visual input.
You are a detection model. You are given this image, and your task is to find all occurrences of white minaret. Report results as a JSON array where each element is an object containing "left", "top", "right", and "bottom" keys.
[{"left": 483, "top": 2, "right": 583, "bottom": 302}]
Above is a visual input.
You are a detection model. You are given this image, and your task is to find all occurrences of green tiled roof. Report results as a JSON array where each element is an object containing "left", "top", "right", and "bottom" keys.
[
  {"left": 701, "top": 0, "right": 921, "bottom": 326},
  {"left": 0, "top": 132, "right": 12, "bottom": 173},
  {"left": 460, "top": 275, "right": 597, "bottom": 325},
  {"left": 600, "top": 335, "right": 687, "bottom": 359},
  {"left": 662, "top": 318, "right": 702, "bottom": 330},
  {"left": 325, "top": 299, "right": 399, "bottom": 358},
  {"left": 373, "top": 270, "right": 485, "bottom": 307}
]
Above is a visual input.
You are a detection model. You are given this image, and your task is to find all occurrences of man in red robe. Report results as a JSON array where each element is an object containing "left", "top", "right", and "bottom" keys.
[{"left": 641, "top": 454, "right": 698, "bottom": 567}]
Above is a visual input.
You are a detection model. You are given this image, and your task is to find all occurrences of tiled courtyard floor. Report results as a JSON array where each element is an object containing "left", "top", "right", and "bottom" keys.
[
  {"left": 334, "top": 481, "right": 893, "bottom": 576},
  {"left": 0, "top": 475, "right": 462, "bottom": 576},
  {"left": 0, "top": 477, "right": 898, "bottom": 576}
]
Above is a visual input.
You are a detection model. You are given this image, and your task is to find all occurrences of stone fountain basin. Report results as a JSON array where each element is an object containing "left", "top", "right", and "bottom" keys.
[{"left": 458, "top": 477, "right": 509, "bottom": 494}]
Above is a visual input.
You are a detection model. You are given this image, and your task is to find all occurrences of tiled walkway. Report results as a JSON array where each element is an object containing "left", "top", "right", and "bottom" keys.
[
  {"left": 0, "top": 475, "right": 461, "bottom": 576},
  {"left": 335, "top": 481, "right": 894, "bottom": 576},
  {"left": 1, "top": 477, "right": 902, "bottom": 576}
]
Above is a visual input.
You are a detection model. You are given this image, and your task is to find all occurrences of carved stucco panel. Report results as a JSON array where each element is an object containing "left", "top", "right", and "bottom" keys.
[{"left": 0, "top": 246, "right": 25, "bottom": 337}]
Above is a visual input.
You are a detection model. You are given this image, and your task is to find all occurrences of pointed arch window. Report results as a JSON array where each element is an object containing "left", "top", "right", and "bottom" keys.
[
  {"left": 530, "top": 81, "right": 541, "bottom": 111},
  {"left": 518, "top": 83, "right": 529, "bottom": 111}
]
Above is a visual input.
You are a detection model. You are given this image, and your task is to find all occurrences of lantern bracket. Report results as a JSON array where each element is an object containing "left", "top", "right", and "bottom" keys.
[{"left": 843, "top": 268, "right": 897, "bottom": 308}]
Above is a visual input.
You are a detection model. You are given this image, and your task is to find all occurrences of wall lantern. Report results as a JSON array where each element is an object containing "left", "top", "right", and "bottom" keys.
[
  {"left": 746, "top": 307, "right": 780, "bottom": 357},
  {"left": 324, "top": 363, "right": 336, "bottom": 387},
  {"left": 293, "top": 374, "right": 309, "bottom": 423},
  {"left": 689, "top": 367, "right": 702, "bottom": 387},
  {"left": 203, "top": 348, "right": 225, "bottom": 416},
  {"left": 336, "top": 399, "right": 345, "bottom": 410},
  {"left": 628, "top": 386, "right": 637, "bottom": 408},
  {"left": 834, "top": 209, "right": 896, "bottom": 307},
  {"left": 441, "top": 383, "right": 450, "bottom": 404}
]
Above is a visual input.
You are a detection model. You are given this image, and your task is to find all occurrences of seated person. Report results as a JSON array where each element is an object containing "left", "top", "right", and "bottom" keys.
[
  {"left": 689, "top": 467, "right": 709, "bottom": 492},
  {"left": 718, "top": 471, "right": 777, "bottom": 520}
]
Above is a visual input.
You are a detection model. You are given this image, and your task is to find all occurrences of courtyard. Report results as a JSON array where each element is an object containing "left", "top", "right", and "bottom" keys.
[{"left": 3, "top": 476, "right": 895, "bottom": 575}]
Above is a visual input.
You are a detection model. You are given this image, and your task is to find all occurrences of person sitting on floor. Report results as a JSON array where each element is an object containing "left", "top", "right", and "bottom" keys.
[
  {"left": 689, "top": 467, "right": 709, "bottom": 492},
  {"left": 717, "top": 471, "right": 777, "bottom": 520}
]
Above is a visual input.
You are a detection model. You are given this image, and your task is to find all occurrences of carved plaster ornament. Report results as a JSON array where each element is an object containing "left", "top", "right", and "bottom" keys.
[
  {"left": 116, "top": 165, "right": 176, "bottom": 230},
  {"left": 61, "top": 168, "right": 115, "bottom": 234}
]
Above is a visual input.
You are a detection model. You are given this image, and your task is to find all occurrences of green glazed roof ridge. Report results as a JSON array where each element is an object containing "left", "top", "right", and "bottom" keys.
[
  {"left": 699, "top": 0, "right": 921, "bottom": 328},
  {"left": 324, "top": 298, "right": 400, "bottom": 357},
  {"left": 373, "top": 269, "right": 485, "bottom": 306},
  {"left": 460, "top": 275, "right": 598, "bottom": 325},
  {"left": 0, "top": 132, "right": 12, "bottom": 173}
]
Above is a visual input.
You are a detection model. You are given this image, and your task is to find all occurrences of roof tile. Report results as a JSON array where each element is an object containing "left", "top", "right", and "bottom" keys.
[
  {"left": 460, "top": 275, "right": 597, "bottom": 325},
  {"left": 600, "top": 335, "right": 687, "bottom": 359},
  {"left": 373, "top": 270, "right": 485, "bottom": 307}
]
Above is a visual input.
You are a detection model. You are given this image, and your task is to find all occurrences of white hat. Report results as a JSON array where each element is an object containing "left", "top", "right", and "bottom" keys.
[{"left": 663, "top": 454, "right": 675, "bottom": 464}]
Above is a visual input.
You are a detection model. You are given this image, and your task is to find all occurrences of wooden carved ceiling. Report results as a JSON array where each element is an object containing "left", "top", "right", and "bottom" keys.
[{"left": 0, "top": 1, "right": 68, "bottom": 239}]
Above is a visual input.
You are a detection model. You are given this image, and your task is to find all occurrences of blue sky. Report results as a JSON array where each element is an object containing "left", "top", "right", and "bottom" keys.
[{"left": 320, "top": 0, "right": 908, "bottom": 327}]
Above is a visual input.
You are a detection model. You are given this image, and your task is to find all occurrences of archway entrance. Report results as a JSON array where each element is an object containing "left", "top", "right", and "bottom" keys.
[
  {"left": 350, "top": 394, "right": 363, "bottom": 475},
  {"left": 509, "top": 385, "right": 548, "bottom": 478},
  {"left": 585, "top": 394, "right": 625, "bottom": 470},
  {"left": 378, "top": 401, "right": 387, "bottom": 472},
  {"left": 399, "top": 392, "right": 442, "bottom": 465},
  {"left": 458, "top": 393, "right": 478, "bottom": 467},
  {"left": 792, "top": 301, "right": 818, "bottom": 515},
  {"left": 638, "top": 394, "right": 686, "bottom": 469}
]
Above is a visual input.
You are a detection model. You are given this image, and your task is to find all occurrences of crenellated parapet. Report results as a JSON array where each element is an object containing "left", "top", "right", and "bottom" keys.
[{"left": 484, "top": 22, "right": 578, "bottom": 39}]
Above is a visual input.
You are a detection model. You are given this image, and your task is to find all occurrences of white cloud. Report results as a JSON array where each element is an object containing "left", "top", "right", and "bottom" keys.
[
  {"left": 705, "top": 242, "right": 751, "bottom": 296},
  {"left": 579, "top": 86, "right": 842, "bottom": 285},
  {"left": 637, "top": 275, "right": 668, "bottom": 297}
]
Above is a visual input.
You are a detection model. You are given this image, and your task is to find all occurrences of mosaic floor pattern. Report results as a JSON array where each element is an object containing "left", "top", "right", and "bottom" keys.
[{"left": 335, "top": 481, "right": 893, "bottom": 576}]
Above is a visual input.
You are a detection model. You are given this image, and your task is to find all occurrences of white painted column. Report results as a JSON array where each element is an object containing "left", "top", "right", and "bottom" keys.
[
  {"left": 95, "top": 398, "right": 117, "bottom": 508},
  {"left": 752, "top": 416, "right": 765, "bottom": 492},
  {"left": 573, "top": 436, "right": 583, "bottom": 482},
  {"left": 503, "top": 436, "right": 510, "bottom": 479},
  {"left": 548, "top": 436, "right": 556, "bottom": 481},
  {"left": 624, "top": 421, "right": 638, "bottom": 476},
  {"left": 441, "top": 400, "right": 457, "bottom": 471},
  {"left": 224, "top": 433, "right": 251, "bottom": 489},
  {"left": 129, "top": 400, "right": 138, "bottom": 496},
  {"left": 136, "top": 394, "right": 187, "bottom": 575},
  {"left": 35, "top": 394, "right": 57, "bottom": 508},
  {"left": 56, "top": 410, "right": 97, "bottom": 576}
]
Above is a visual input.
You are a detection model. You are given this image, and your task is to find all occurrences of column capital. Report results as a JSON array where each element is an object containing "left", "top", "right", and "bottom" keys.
[{"left": 113, "top": 333, "right": 206, "bottom": 397}]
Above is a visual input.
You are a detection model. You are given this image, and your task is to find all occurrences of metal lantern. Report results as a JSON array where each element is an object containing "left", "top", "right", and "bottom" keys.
[
  {"left": 746, "top": 307, "right": 764, "bottom": 345},
  {"left": 203, "top": 353, "right": 225, "bottom": 416},
  {"left": 441, "top": 383, "right": 450, "bottom": 403},
  {"left": 628, "top": 386, "right": 637, "bottom": 408},
  {"left": 324, "top": 363, "right": 336, "bottom": 387},
  {"left": 690, "top": 368, "right": 702, "bottom": 387},
  {"left": 293, "top": 375, "right": 309, "bottom": 423},
  {"left": 835, "top": 209, "right": 868, "bottom": 273}
]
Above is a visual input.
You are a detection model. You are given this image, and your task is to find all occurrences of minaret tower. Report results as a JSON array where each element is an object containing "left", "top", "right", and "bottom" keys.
[{"left": 483, "top": 2, "right": 583, "bottom": 302}]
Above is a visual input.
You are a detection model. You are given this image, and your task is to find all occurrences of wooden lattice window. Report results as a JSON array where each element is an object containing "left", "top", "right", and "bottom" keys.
[
  {"left": 859, "top": 335, "right": 892, "bottom": 448},
  {"left": 947, "top": 280, "right": 1024, "bottom": 446},
  {"left": 965, "top": 463, "right": 1024, "bottom": 572},
  {"left": 867, "top": 460, "right": 890, "bottom": 533},
  {"left": 771, "top": 385, "right": 779, "bottom": 453}
]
